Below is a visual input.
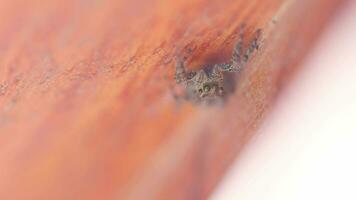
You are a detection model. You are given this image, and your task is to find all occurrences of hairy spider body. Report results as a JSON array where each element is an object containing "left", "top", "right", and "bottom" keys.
[{"left": 175, "top": 27, "right": 261, "bottom": 104}]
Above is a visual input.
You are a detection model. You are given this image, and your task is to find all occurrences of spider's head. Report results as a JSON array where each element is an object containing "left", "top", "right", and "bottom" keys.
[
  {"left": 186, "top": 69, "right": 225, "bottom": 103},
  {"left": 197, "top": 81, "right": 224, "bottom": 99}
]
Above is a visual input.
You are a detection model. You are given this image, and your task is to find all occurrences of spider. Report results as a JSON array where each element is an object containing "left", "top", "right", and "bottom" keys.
[{"left": 175, "top": 26, "right": 262, "bottom": 104}]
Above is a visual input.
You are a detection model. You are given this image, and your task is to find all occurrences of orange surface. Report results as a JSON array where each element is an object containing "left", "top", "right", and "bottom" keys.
[{"left": 0, "top": 0, "right": 342, "bottom": 199}]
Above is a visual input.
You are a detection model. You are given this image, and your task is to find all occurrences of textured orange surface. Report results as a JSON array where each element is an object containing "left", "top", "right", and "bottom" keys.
[{"left": 0, "top": 0, "right": 342, "bottom": 199}]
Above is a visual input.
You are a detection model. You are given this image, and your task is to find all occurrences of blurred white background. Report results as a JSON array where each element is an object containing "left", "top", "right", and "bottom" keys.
[{"left": 212, "top": 1, "right": 356, "bottom": 200}]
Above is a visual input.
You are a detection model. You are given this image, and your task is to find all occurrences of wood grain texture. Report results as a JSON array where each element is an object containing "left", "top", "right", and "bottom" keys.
[{"left": 0, "top": 0, "right": 343, "bottom": 199}]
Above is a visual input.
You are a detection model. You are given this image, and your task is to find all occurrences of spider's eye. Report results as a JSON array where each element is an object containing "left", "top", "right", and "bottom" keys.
[
  {"left": 203, "top": 85, "right": 211, "bottom": 92},
  {"left": 198, "top": 89, "right": 203, "bottom": 93}
]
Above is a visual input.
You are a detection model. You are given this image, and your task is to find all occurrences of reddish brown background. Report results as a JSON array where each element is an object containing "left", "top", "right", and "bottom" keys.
[{"left": 0, "top": 0, "right": 343, "bottom": 199}]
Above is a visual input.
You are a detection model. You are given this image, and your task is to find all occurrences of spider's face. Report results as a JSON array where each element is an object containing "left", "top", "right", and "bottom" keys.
[
  {"left": 185, "top": 69, "right": 224, "bottom": 102},
  {"left": 197, "top": 81, "right": 224, "bottom": 99}
]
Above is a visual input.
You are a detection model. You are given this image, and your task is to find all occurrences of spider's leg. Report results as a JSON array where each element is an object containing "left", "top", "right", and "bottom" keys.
[
  {"left": 243, "top": 29, "right": 262, "bottom": 62},
  {"left": 175, "top": 58, "right": 188, "bottom": 84},
  {"left": 216, "top": 63, "right": 240, "bottom": 73},
  {"left": 231, "top": 29, "right": 244, "bottom": 65},
  {"left": 210, "top": 65, "right": 224, "bottom": 82},
  {"left": 222, "top": 25, "right": 245, "bottom": 72},
  {"left": 217, "top": 38, "right": 244, "bottom": 72}
]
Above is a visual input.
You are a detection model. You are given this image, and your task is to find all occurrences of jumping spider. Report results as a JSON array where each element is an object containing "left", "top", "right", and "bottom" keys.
[{"left": 175, "top": 26, "right": 262, "bottom": 104}]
